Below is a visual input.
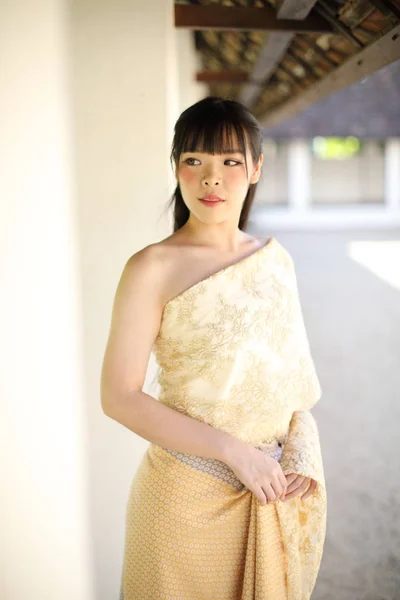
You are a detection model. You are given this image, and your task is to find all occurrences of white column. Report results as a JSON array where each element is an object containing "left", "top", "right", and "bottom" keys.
[
  {"left": 287, "top": 139, "right": 312, "bottom": 212},
  {"left": 256, "top": 139, "right": 278, "bottom": 205},
  {"left": 384, "top": 138, "right": 400, "bottom": 213},
  {"left": 70, "top": 1, "right": 177, "bottom": 599},
  {"left": 0, "top": 2, "right": 94, "bottom": 600}
]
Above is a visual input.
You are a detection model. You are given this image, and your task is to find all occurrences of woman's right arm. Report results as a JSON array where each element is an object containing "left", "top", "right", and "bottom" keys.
[{"left": 100, "top": 244, "right": 241, "bottom": 462}]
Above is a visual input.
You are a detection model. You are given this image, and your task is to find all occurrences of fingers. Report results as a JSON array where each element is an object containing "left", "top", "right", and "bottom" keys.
[
  {"left": 255, "top": 468, "right": 319, "bottom": 506},
  {"left": 285, "top": 473, "right": 298, "bottom": 486},
  {"left": 259, "top": 482, "right": 277, "bottom": 505},
  {"left": 286, "top": 475, "right": 305, "bottom": 494},
  {"left": 301, "top": 479, "right": 317, "bottom": 500},
  {"left": 271, "top": 479, "right": 284, "bottom": 502},
  {"left": 284, "top": 477, "right": 309, "bottom": 501},
  {"left": 281, "top": 473, "right": 296, "bottom": 500},
  {"left": 278, "top": 471, "right": 288, "bottom": 500},
  {"left": 259, "top": 473, "right": 288, "bottom": 505},
  {"left": 258, "top": 477, "right": 317, "bottom": 505},
  {"left": 264, "top": 472, "right": 319, "bottom": 503}
]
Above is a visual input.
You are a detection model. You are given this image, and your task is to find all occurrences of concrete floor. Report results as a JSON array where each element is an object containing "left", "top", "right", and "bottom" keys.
[{"left": 249, "top": 228, "right": 400, "bottom": 600}]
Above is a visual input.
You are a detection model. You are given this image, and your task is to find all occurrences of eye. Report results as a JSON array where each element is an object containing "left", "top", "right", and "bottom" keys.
[
  {"left": 225, "top": 159, "right": 242, "bottom": 166},
  {"left": 183, "top": 157, "right": 242, "bottom": 166}
]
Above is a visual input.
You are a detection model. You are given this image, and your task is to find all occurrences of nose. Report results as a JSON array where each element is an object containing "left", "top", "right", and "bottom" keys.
[{"left": 202, "top": 169, "right": 221, "bottom": 187}]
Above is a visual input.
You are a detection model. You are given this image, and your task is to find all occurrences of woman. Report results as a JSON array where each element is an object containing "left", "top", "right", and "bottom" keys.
[{"left": 101, "top": 96, "right": 327, "bottom": 600}]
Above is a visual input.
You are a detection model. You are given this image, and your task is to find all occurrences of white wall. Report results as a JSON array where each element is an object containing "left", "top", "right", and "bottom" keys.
[
  {"left": 0, "top": 2, "right": 94, "bottom": 599},
  {"left": 176, "top": 29, "right": 208, "bottom": 114},
  {"left": 311, "top": 141, "right": 385, "bottom": 204}
]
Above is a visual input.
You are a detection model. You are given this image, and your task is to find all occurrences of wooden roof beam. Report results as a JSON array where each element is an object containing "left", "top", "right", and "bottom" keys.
[
  {"left": 196, "top": 71, "right": 251, "bottom": 84},
  {"left": 238, "top": 32, "right": 294, "bottom": 105},
  {"left": 238, "top": 0, "right": 320, "bottom": 107},
  {"left": 259, "top": 23, "right": 400, "bottom": 127},
  {"left": 174, "top": 4, "right": 332, "bottom": 33}
]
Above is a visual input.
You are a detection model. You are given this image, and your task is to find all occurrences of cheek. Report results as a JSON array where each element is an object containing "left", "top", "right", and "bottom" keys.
[
  {"left": 227, "top": 169, "right": 247, "bottom": 186},
  {"left": 179, "top": 167, "right": 197, "bottom": 185}
]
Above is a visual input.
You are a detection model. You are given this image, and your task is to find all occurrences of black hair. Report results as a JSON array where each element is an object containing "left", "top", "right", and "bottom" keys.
[{"left": 167, "top": 96, "right": 263, "bottom": 232}]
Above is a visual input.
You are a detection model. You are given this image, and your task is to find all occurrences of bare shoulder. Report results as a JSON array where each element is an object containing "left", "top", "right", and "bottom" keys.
[
  {"left": 119, "top": 239, "right": 179, "bottom": 305},
  {"left": 123, "top": 242, "right": 167, "bottom": 277}
]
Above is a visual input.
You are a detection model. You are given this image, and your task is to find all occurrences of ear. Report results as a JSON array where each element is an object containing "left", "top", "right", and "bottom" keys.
[{"left": 250, "top": 153, "right": 263, "bottom": 184}]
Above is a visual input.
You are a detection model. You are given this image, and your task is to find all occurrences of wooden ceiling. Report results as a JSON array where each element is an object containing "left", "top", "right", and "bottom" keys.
[{"left": 175, "top": 0, "right": 400, "bottom": 127}]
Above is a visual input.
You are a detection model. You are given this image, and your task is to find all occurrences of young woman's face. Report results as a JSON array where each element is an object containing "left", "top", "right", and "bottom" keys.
[{"left": 176, "top": 139, "right": 263, "bottom": 224}]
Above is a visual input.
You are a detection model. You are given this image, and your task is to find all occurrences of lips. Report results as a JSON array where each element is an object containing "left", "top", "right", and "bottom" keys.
[{"left": 200, "top": 194, "right": 224, "bottom": 202}]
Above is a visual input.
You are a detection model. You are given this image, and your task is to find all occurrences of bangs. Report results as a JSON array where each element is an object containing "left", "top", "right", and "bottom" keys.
[{"left": 171, "top": 111, "right": 250, "bottom": 173}]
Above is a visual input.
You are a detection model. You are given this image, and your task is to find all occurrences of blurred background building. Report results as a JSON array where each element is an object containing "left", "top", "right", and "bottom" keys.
[{"left": 256, "top": 59, "right": 400, "bottom": 229}]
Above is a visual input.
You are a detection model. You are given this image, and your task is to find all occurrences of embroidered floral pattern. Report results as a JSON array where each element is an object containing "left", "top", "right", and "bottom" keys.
[{"left": 154, "top": 238, "right": 322, "bottom": 449}]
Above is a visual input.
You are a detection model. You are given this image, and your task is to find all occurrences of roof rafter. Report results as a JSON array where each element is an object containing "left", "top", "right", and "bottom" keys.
[
  {"left": 259, "top": 22, "right": 400, "bottom": 127},
  {"left": 238, "top": 0, "right": 320, "bottom": 107}
]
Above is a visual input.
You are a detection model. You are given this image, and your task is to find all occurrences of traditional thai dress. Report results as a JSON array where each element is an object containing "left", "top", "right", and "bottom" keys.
[{"left": 119, "top": 236, "right": 327, "bottom": 600}]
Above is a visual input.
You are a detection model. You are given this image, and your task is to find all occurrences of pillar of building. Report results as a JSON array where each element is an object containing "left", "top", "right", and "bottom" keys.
[
  {"left": 0, "top": 2, "right": 94, "bottom": 599},
  {"left": 287, "top": 139, "right": 312, "bottom": 212},
  {"left": 384, "top": 138, "right": 400, "bottom": 214}
]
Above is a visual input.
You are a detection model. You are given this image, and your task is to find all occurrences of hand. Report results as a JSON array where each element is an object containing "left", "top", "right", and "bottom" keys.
[
  {"left": 223, "top": 440, "right": 288, "bottom": 506},
  {"left": 283, "top": 473, "right": 317, "bottom": 501}
]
